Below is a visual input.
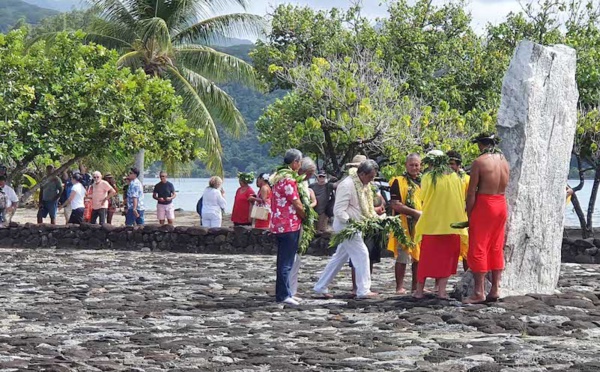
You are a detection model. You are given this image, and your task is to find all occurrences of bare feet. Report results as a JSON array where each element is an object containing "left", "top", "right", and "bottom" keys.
[
  {"left": 356, "top": 292, "right": 378, "bottom": 299},
  {"left": 413, "top": 291, "right": 425, "bottom": 299},
  {"left": 462, "top": 295, "right": 486, "bottom": 304},
  {"left": 396, "top": 288, "right": 408, "bottom": 295},
  {"left": 437, "top": 293, "right": 449, "bottom": 300}
]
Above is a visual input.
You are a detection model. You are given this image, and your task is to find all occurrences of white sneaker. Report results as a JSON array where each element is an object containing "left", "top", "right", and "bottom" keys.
[
  {"left": 281, "top": 297, "right": 299, "bottom": 306},
  {"left": 292, "top": 296, "right": 302, "bottom": 302}
]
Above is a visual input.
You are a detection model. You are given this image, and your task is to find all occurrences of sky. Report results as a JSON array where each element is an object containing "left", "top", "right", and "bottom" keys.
[{"left": 244, "top": 0, "right": 525, "bottom": 33}]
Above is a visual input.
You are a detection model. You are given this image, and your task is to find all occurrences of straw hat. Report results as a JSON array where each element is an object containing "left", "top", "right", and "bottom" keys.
[{"left": 345, "top": 154, "right": 367, "bottom": 168}]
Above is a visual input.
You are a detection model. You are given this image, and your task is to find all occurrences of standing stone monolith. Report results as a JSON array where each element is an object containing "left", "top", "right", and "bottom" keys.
[{"left": 497, "top": 40, "right": 578, "bottom": 295}]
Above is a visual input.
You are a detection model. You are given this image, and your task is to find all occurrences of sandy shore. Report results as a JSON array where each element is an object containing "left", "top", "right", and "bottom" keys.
[{"left": 9, "top": 207, "right": 234, "bottom": 227}]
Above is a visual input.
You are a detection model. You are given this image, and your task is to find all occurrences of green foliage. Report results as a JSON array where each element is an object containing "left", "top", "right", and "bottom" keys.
[
  {"left": 330, "top": 216, "right": 412, "bottom": 250},
  {"left": 0, "top": 30, "right": 200, "bottom": 187},
  {"left": 0, "top": 0, "right": 58, "bottom": 32},
  {"left": 81, "top": 0, "right": 267, "bottom": 175}
]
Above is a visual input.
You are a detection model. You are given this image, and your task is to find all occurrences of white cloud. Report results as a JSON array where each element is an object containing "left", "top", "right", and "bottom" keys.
[{"left": 244, "top": 0, "right": 523, "bottom": 34}]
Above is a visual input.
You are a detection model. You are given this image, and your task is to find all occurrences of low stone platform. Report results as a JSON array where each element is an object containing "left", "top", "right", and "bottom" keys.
[{"left": 0, "top": 249, "right": 600, "bottom": 371}]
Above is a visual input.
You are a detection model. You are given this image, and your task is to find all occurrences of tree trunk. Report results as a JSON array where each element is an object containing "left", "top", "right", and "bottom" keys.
[
  {"left": 586, "top": 165, "right": 600, "bottom": 238},
  {"left": 134, "top": 149, "right": 145, "bottom": 185},
  {"left": 571, "top": 193, "right": 592, "bottom": 238}
]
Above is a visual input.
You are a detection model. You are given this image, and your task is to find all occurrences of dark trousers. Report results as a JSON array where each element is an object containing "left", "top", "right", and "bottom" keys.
[
  {"left": 68, "top": 208, "right": 84, "bottom": 224},
  {"left": 275, "top": 230, "right": 300, "bottom": 302},
  {"left": 91, "top": 208, "right": 107, "bottom": 224}
]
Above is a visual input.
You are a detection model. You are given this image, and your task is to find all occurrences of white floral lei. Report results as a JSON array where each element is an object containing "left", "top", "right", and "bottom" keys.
[{"left": 349, "top": 169, "right": 376, "bottom": 218}]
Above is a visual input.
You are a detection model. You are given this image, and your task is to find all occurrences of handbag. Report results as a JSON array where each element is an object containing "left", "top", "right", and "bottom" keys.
[{"left": 251, "top": 203, "right": 270, "bottom": 221}]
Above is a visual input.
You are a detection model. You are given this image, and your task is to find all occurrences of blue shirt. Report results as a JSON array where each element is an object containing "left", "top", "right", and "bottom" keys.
[
  {"left": 59, "top": 180, "right": 73, "bottom": 204},
  {"left": 127, "top": 178, "right": 145, "bottom": 211}
]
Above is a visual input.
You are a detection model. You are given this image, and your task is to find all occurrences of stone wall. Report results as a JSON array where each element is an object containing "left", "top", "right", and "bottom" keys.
[
  {"left": 0, "top": 223, "right": 598, "bottom": 264},
  {"left": 0, "top": 223, "right": 336, "bottom": 256}
]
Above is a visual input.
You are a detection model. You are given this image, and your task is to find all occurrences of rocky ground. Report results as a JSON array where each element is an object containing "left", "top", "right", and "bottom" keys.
[{"left": 0, "top": 250, "right": 600, "bottom": 371}]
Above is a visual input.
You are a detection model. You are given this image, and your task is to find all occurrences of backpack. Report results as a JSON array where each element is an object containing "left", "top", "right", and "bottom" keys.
[
  {"left": 0, "top": 189, "right": 6, "bottom": 210},
  {"left": 196, "top": 197, "right": 203, "bottom": 216}
]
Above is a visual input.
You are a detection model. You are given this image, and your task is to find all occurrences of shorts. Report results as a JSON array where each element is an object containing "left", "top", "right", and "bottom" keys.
[
  {"left": 126, "top": 209, "right": 145, "bottom": 226},
  {"left": 38, "top": 200, "right": 58, "bottom": 219},
  {"left": 157, "top": 203, "right": 175, "bottom": 220},
  {"left": 396, "top": 249, "right": 412, "bottom": 265}
]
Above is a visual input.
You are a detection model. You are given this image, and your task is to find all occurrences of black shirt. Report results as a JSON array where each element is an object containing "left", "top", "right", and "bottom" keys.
[{"left": 153, "top": 181, "right": 175, "bottom": 205}]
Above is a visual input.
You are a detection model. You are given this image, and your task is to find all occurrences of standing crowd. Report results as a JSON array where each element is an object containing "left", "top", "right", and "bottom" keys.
[
  {"left": 0, "top": 165, "right": 177, "bottom": 228},
  {"left": 246, "top": 134, "right": 509, "bottom": 305}
]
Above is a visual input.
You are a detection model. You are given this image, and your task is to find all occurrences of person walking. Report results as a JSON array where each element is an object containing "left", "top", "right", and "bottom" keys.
[
  {"left": 153, "top": 171, "right": 177, "bottom": 225},
  {"left": 313, "top": 160, "right": 380, "bottom": 299},
  {"left": 126, "top": 167, "right": 145, "bottom": 226},
  {"left": 201, "top": 176, "right": 227, "bottom": 228},
  {"left": 310, "top": 172, "right": 334, "bottom": 232}
]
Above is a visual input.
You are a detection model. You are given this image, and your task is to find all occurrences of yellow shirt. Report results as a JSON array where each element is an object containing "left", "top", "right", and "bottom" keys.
[
  {"left": 414, "top": 172, "right": 468, "bottom": 248},
  {"left": 459, "top": 172, "right": 470, "bottom": 259},
  {"left": 387, "top": 175, "right": 422, "bottom": 260}
]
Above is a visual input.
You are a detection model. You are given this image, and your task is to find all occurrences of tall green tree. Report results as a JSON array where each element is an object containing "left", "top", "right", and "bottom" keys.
[
  {"left": 85, "top": 0, "right": 266, "bottom": 176},
  {"left": 0, "top": 30, "right": 199, "bottom": 201}
]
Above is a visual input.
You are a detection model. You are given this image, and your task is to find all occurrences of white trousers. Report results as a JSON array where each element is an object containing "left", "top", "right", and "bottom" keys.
[
  {"left": 290, "top": 254, "right": 301, "bottom": 296},
  {"left": 314, "top": 233, "right": 371, "bottom": 297},
  {"left": 201, "top": 213, "right": 222, "bottom": 228}
]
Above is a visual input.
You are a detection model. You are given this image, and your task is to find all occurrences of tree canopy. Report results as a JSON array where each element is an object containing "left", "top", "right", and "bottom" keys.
[{"left": 0, "top": 30, "right": 200, "bottom": 199}]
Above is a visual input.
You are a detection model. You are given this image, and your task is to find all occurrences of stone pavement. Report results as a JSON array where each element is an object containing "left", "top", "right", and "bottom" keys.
[{"left": 0, "top": 249, "right": 600, "bottom": 371}]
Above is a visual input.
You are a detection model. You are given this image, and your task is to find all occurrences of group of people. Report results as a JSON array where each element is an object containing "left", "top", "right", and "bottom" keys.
[
  {"left": 1, "top": 165, "right": 178, "bottom": 228},
  {"left": 267, "top": 133, "right": 509, "bottom": 305}
]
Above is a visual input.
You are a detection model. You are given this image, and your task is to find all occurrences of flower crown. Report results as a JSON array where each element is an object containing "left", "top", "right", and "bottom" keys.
[
  {"left": 423, "top": 150, "right": 450, "bottom": 168},
  {"left": 237, "top": 172, "right": 255, "bottom": 184}
]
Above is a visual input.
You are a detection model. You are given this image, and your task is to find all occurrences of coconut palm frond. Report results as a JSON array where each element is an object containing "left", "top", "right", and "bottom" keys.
[
  {"left": 179, "top": 66, "right": 246, "bottom": 138},
  {"left": 175, "top": 45, "right": 260, "bottom": 88},
  {"left": 89, "top": 17, "right": 138, "bottom": 47},
  {"left": 166, "top": 65, "right": 224, "bottom": 175},
  {"left": 88, "top": 0, "right": 137, "bottom": 28},
  {"left": 137, "top": 17, "right": 172, "bottom": 52},
  {"left": 116, "top": 50, "right": 144, "bottom": 69},
  {"left": 172, "top": 13, "right": 266, "bottom": 46}
]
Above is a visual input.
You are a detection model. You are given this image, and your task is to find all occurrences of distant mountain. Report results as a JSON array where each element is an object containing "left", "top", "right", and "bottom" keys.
[
  {"left": 21, "top": 0, "right": 82, "bottom": 11},
  {"left": 0, "top": 0, "right": 59, "bottom": 32},
  {"left": 210, "top": 37, "right": 253, "bottom": 47}
]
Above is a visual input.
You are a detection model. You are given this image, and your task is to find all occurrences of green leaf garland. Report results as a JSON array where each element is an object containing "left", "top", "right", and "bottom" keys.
[{"left": 329, "top": 216, "right": 413, "bottom": 250}]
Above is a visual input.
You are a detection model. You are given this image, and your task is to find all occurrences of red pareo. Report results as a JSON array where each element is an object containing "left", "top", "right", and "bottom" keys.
[
  {"left": 468, "top": 194, "right": 508, "bottom": 273},
  {"left": 417, "top": 234, "right": 461, "bottom": 282}
]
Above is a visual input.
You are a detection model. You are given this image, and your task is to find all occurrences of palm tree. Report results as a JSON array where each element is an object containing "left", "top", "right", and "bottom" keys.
[{"left": 87, "top": 0, "right": 266, "bottom": 178}]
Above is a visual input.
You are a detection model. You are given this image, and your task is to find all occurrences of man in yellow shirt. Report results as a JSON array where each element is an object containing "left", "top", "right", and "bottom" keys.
[
  {"left": 388, "top": 153, "right": 422, "bottom": 294},
  {"left": 414, "top": 150, "right": 469, "bottom": 299},
  {"left": 448, "top": 150, "right": 470, "bottom": 270}
]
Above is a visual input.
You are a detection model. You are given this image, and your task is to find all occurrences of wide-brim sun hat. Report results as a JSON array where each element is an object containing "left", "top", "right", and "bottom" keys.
[{"left": 345, "top": 154, "right": 368, "bottom": 168}]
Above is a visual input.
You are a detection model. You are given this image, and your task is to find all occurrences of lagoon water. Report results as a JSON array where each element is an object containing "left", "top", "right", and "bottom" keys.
[{"left": 143, "top": 178, "right": 599, "bottom": 227}]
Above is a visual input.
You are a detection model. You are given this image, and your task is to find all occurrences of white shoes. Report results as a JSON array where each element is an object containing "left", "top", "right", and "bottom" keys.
[{"left": 281, "top": 297, "right": 300, "bottom": 306}]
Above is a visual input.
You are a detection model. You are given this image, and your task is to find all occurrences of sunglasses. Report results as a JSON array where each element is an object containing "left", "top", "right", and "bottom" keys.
[{"left": 318, "top": 175, "right": 326, "bottom": 178}]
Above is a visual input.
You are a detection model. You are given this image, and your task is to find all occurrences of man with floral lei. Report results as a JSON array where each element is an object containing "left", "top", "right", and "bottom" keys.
[
  {"left": 387, "top": 153, "right": 423, "bottom": 294},
  {"left": 269, "top": 149, "right": 307, "bottom": 306},
  {"left": 314, "top": 159, "right": 381, "bottom": 299},
  {"left": 464, "top": 132, "right": 509, "bottom": 304},
  {"left": 413, "top": 150, "right": 469, "bottom": 299}
]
